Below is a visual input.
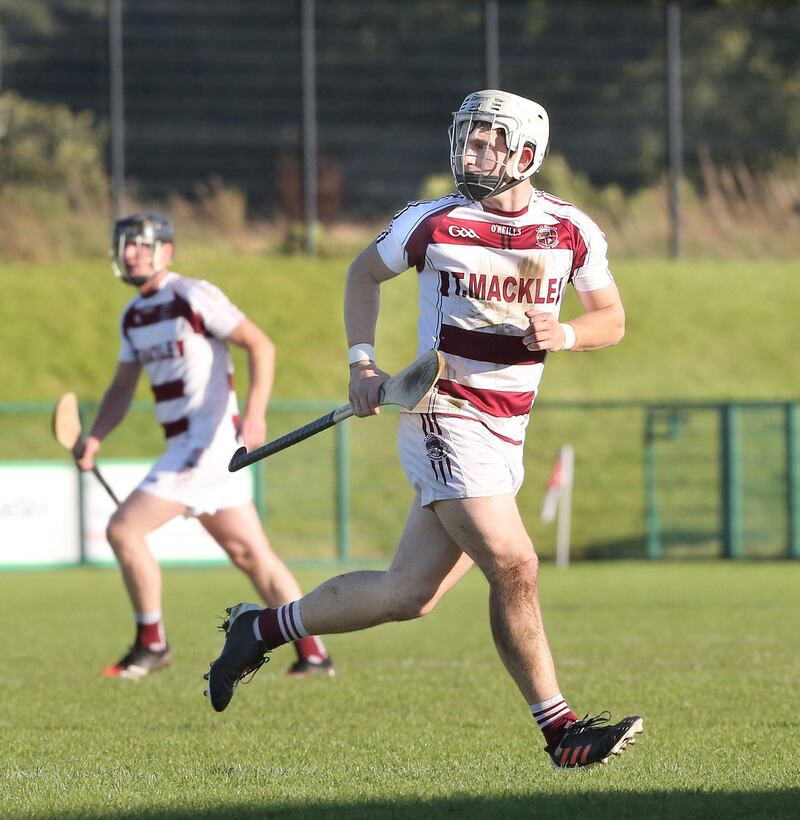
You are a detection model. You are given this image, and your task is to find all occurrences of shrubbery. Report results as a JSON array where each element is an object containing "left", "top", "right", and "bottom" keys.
[
  {"left": 0, "top": 92, "right": 108, "bottom": 207},
  {"left": 418, "top": 149, "right": 800, "bottom": 259},
  {"left": 1, "top": 92, "right": 799, "bottom": 262},
  {"left": 0, "top": 93, "right": 110, "bottom": 260}
]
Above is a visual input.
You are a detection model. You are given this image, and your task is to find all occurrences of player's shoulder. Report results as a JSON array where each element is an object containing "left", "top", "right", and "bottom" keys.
[
  {"left": 379, "top": 194, "right": 468, "bottom": 242},
  {"left": 534, "top": 189, "right": 602, "bottom": 233},
  {"left": 405, "top": 192, "right": 466, "bottom": 213},
  {"left": 120, "top": 292, "right": 140, "bottom": 325},
  {"left": 170, "top": 272, "right": 226, "bottom": 299},
  {"left": 168, "top": 271, "right": 200, "bottom": 293}
]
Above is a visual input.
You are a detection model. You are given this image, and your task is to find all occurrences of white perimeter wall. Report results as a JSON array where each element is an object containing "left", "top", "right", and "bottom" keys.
[{"left": 0, "top": 461, "right": 253, "bottom": 568}]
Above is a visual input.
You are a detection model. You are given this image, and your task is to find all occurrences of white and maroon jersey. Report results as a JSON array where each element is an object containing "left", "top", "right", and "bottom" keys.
[
  {"left": 376, "top": 190, "right": 614, "bottom": 444},
  {"left": 119, "top": 272, "right": 244, "bottom": 448}
]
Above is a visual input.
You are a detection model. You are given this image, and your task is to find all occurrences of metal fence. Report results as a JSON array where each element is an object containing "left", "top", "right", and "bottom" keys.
[
  {"left": 2, "top": 1, "right": 799, "bottom": 252},
  {"left": 644, "top": 402, "right": 800, "bottom": 561},
  {"left": 2, "top": 399, "right": 797, "bottom": 565}
]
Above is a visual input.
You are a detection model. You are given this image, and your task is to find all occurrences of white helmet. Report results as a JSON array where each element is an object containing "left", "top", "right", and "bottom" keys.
[{"left": 449, "top": 90, "right": 550, "bottom": 201}]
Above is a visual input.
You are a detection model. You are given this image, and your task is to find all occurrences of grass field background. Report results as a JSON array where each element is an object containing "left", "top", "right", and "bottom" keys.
[
  {"left": 1, "top": 562, "right": 798, "bottom": 819},
  {"left": 1, "top": 252, "right": 799, "bottom": 816},
  {"left": 2, "top": 253, "right": 799, "bottom": 405},
  {"left": 1, "top": 254, "right": 799, "bottom": 559}
]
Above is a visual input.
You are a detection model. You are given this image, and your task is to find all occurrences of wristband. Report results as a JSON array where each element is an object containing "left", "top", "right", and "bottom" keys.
[
  {"left": 559, "top": 323, "right": 577, "bottom": 351},
  {"left": 348, "top": 342, "right": 375, "bottom": 367}
]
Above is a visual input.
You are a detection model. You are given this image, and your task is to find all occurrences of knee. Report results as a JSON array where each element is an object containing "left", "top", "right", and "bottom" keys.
[
  {"left": 223, "top": 541, "right": 256, "bottom": 573},
  {"left": 491, "top": 552, "right": 540, "bottom": 593},
  {"left": 106, "top": 513, "right": 134, "bottom": 553}
]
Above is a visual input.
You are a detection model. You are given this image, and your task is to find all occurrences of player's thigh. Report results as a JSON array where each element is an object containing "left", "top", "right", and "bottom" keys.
[
  {"left": 432, "top": 493, "right": 535, "bottom": 577},
  {"left": 109, "top": 489, "right": 186, "bottom": 540},
  {"left": 199, "top": 502, "right": 270, "bottom": 556},
  {"left": 386, "top": 496, "right": 474, "bottom": 604}
]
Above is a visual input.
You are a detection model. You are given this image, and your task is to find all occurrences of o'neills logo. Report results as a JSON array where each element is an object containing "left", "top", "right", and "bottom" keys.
[
  {"left": 490, "top": 224, "right": 522, "bottom": 236},
  {"left": 536, "top": 226, "right": 558, "bottom": 248}
]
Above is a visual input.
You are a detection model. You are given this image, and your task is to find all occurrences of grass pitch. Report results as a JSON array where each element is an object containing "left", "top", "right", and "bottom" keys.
[{"left": 1, "top": 561, "right": 798, "bottom": 819}]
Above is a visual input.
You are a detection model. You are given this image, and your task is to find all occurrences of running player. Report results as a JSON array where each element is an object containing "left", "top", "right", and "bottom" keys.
[
  {"left": 74, "top": 212, "right": 334, "bottom": 680},
  {"left": 204, "top": 91, "right": 642, "bottom": 769}
]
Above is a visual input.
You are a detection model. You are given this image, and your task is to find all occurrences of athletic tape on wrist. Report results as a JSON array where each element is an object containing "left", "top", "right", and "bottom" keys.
[
  {"left": 559, "top": 323, "right": 577, "bottom": 351},
  {"left": 348, "top": 343, "right": 375, "bottom": 366}
]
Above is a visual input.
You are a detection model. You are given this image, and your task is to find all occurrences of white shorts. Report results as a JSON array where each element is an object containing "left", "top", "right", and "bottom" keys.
[
  {"left": 137, "top": 427, "right": 252, "bottom": 517},
  {"left": 397, "top": 413, "right": 524, "bottom": 507}
]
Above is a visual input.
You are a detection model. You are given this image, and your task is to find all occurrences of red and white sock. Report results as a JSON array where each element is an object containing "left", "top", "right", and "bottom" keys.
[
  {"left": 293, "top": 635, "right": 329, "bottom": 663},
  {"left": 135, "top": 610, "right": 167, "bottom": 652},
  {"left": 529, "top": 693, "right": 577, "bottom": 752}
]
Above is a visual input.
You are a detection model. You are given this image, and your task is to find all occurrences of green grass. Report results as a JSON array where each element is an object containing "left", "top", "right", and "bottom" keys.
[
  {"left": 2, "top": 253, "right": 799, "bottom": 404},
  {"left": 1, "top": 253, "right": 798, "bottom": 560},
  {"left": 1, "top": 562, "right": 798, "bottom": 818}
]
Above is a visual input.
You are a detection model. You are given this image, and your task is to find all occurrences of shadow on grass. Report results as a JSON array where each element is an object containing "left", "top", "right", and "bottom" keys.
[
  {"left": 575, "top": 530, "right": 721, "bottom": 560},
  {"left": 30, "top": 790, "right": 800, "bottom": 820}
]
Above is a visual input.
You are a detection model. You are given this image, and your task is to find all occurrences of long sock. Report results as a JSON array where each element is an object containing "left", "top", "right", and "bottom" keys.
[
  {"left": 135, "top": 611, "right": 167, "bottom": 652},
  {"left": 293, "top": 635, "right": 329, "bottom": 663},
  {"left": 254, "top": 601, "right": 308, "bottom": 649},
  {"left": 530, "top": 693, "right": 577, "bottom": 752}
]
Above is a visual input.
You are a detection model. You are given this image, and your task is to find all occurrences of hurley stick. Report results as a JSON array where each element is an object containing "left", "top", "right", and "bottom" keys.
[
  {"left": 53, "top": 392, "right": 120, "bottom": 505},
  {"left": 229, "top": 349, "right": 445, "bottom": 471}
]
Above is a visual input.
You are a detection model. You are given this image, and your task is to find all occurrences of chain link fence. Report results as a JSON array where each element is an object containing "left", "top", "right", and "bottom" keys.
[
  {"left": 2, "top": 400, "right": 797, "bottom": 564},
  {"left": 2, "top": 1, "right": 799, "bottom": 228}
]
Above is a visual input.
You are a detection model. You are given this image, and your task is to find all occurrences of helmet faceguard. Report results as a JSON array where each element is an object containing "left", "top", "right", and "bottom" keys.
[
  {"left": 449, "top": 90, "right": 549, "bottom": 201},
  {"left": 110, "top": 212, "right": 175, "bottom": 286}
]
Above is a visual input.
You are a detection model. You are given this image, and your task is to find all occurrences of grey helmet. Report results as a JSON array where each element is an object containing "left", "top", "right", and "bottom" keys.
[
  {"left": 449, "top": 90, "right": 549, "bottom": 201},
  {"left": 110, "top": 212, "right": 175, "bottom": 286}
]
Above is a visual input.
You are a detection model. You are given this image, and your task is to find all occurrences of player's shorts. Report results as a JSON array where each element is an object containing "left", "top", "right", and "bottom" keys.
[
  {"left": 397, "top": 412, "right": 524, "bottom": 507},
  {"left": 137, "top": 424, "right": 251, "bottom": 517}
]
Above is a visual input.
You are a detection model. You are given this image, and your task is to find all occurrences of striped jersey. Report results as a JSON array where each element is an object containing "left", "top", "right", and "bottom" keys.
[
  {"left": 119, "top": 272, "right": 244, "bottom": 447},
  {"left": 376, "top": 190, "right": 614, "bottom": 444}
]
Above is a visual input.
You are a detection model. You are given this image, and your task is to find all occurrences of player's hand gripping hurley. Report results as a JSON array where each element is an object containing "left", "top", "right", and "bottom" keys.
[
  {"left": 229, "top": 349, "right": 444, "bottom": 471},
  {"left": 53, "top": 392, "right": 120, "bottom": 505}
]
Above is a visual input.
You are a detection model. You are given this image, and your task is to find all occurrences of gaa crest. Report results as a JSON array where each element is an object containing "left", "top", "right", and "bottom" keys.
[{"left": 536, "top": 226, "right": 558, "bottom": 249}]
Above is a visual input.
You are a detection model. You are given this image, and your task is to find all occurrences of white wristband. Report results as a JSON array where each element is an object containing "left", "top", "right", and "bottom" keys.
[
  {"left": 559, "top": 322, "right": 576, "bottom": 351},
  {"left": 348, "top": 343, "right": 375, "bottom": 367}
]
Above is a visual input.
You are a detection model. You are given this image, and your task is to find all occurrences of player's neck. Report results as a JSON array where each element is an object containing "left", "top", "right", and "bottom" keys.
[
  {"left": 138, "top": 269, "right": 171, "bottom": 295},
  {"left": 480, "top": 183, "right": 532, "bottom": 215}
]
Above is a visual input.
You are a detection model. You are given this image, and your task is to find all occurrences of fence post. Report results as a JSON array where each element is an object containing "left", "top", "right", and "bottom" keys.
[
  {"left": 76, "top": 404, "right": 89, "bottom": 564},
  {"left": 665, "top": 1, "right": 683, "bottom": 259},
  {"left": 644, "top": 411, "right": 663, "bottom": 558},
  {"left": 484, "top": 0, "right": 500, "bottom": 88},
  {"left": 720, "top": 404, "right": 743, "bottom": 558},
  {"left": 108, "top": 0, "right": 126, "bottom": 219},
  {"left": 301, "top": 0, "right": 318, "bottom": 256},
  {"left": 334, "top": 420, "right": 349, "bottom": 561},
  {"left": 787, "top": 403, "right": 799, "bottom": 559}
]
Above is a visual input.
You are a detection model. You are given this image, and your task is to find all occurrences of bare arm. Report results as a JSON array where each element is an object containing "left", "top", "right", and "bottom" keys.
[
  {"left": 524, "top": 282, "right": 625, "bottom": 352},
  {"left": 344, "top": 242, "right": 400, "bottom": 348},
  {"left": 344, "top": 242, "right": 402, "bottom": 417},
  {"left": 75, "top": 361, "right": 142, "bottom": 470},
  {"left": 227, "top": 317, "right": 275, "bottom": 450}
]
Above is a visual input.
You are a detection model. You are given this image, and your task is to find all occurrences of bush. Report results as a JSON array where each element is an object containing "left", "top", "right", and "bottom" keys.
[
  {"left": 418, "top": 153, "right": 627, "bottom": 221},
  {"left": 0, "top": 92, "right": 109, "bottom": 208},
  {"left": 417, "top": 151, "right": 800, "bottom": 258}
]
